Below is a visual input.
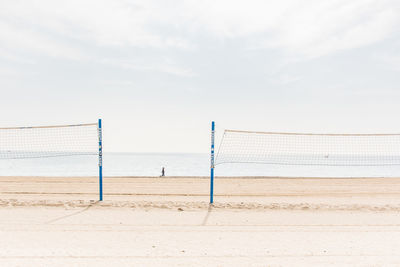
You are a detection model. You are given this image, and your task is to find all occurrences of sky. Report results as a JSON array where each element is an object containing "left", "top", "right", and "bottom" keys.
[{"left": 0, "top": 0, "right": 400, "bottom": 153}]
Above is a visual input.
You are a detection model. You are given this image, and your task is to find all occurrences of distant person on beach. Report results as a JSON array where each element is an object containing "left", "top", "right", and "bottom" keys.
[{"left": 161, "top": 167, "right": 165, "bottom": 177}]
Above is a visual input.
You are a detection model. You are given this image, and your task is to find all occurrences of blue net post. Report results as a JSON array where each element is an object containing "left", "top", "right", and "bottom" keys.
[
  {"left": 98, "top": 119, "right": 103, "bottom": 201},
  {"left": 210, "top": 121, "right": 215, "bottom": 204}
]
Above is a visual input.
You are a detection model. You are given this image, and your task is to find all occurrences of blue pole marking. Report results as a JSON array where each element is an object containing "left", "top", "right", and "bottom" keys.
[
  {"left": 210, "top": 121, "right": 215, "bottom": 204},
  {"left": 98, "top": 119, "right": 103, "bottom": 201}
]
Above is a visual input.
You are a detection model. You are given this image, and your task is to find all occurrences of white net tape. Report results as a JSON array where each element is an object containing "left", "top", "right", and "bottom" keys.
[
  {"left": 0, "top": 123, "right": 99, "bottom": 160},
  {"left": 216, "top": 130, "right": 400, "bottom": 166}
]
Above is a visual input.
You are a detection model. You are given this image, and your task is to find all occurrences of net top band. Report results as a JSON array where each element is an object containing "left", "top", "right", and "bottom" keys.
[
  {"left": 225, "top": 129, "right": 400, "bottom": 136},
  {"left": 0, "top": 123, "right": 98, "bottom": 130}
]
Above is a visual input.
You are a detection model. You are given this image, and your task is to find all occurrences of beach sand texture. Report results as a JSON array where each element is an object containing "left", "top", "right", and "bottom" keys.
[{"left": 1, "top": 176, "right": 400, "bottom": 266}]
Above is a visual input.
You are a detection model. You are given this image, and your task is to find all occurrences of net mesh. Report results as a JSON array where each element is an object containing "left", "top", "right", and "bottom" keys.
[
  {"left": 0, "top": 123, "right": 99, "bottom": 160},
  {"left": 216, "top": 130, "right": 400, "bottom": 166}
]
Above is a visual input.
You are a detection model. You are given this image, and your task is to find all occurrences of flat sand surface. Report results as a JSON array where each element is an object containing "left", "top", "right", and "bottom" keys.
[{"left": 1, "top": 176, "right": 400, "bottom": 266}]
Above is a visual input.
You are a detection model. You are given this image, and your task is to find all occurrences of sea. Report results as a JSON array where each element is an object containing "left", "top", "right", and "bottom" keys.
[{"left": 1, "top": 152, "right": 400, "bottom": 177}]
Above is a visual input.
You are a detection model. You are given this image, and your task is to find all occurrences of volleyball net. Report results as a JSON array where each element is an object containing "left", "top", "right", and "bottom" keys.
[
  {"left": 216, "top": 130, "right": 400, "bottom": 167},
  {"left": 0, "top": 120, "right": 103, "bottom": 200},
  {"left": 210, "top": 122, "right": 400, "bottom": 203}
]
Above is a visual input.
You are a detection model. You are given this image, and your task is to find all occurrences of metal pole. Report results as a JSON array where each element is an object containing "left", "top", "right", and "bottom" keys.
[
  {"left": 98, "top": 119, "right": 103, "bottom": 201},
  {"left": 210, "top": 121, "right": 215, "bottom": 204}
]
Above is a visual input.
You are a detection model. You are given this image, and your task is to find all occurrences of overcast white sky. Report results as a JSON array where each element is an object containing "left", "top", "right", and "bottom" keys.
[{"left": 1, "top": 0, "right": 400, "bottom": 152}]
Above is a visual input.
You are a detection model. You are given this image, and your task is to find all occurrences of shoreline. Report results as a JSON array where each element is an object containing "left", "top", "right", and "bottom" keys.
[
  {"left": 1, "top": 176, "right": 400, "bottom": 208},
  {"left": 2, "top": 175, "right": 400, "bottom": 179}
]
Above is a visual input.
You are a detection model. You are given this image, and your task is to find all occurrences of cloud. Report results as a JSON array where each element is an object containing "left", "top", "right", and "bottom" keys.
[
  {"left": 270, "top": 0, "right": 399, "bottom": 59},
  {"left": 373, "top": 40, "right": 400, "bottom": 72},
  {"left": 100, "top": 57, "right": 196, "bottom": 77},
  {"left": 166, "top": 0, "right": 398, "bottom": 60},
  {"left": 0, "top": 47, "right": 35, "bottom": 64},
  {"left": 0, "top": 66, "right": 19, "bottom": 77},
  {"left": 0, "top": 20, "right": 86, "bottom": 61},
  {"left": 266, "top": 73, "right": 302, "bottom": 85},
  {"left": 0, "top": 0, "right": 398, "bottom": 62},
  {"left": 0, "top": 0, "right": 195, "bottom": 49}
]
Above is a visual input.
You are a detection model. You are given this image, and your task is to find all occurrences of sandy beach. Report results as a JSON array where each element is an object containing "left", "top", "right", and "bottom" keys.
[{"left": 1, "top": 176, "right": 400, "bottom": 266}]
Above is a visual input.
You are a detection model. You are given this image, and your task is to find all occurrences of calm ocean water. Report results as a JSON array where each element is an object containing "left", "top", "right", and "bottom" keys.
[{"left": 1, "top": 152, "right": 400, "bottom": 177}]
